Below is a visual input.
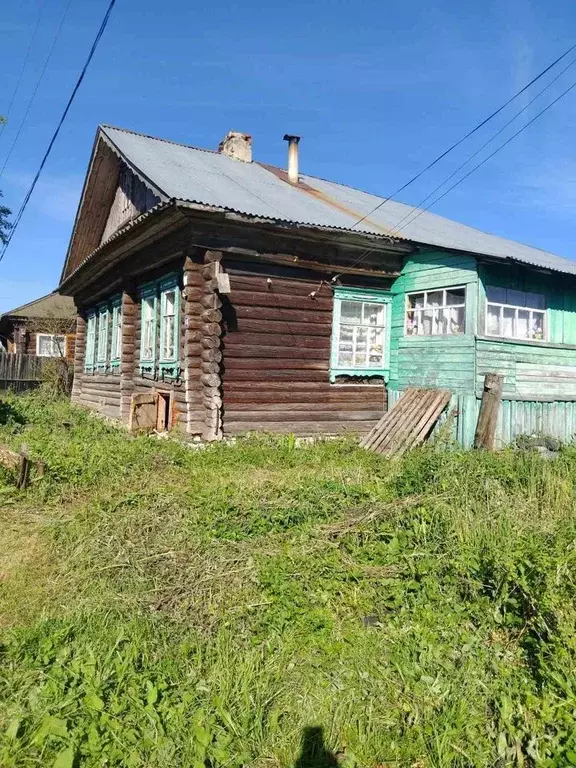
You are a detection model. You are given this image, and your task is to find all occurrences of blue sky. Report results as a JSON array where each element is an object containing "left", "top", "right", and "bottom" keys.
[{"left": 1, "top": 0, "right": 576, "bottom": 312}]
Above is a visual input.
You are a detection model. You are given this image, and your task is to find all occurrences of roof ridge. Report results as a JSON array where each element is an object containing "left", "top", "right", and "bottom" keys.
[{"left": 99, "top": 124, "right": 218, "bottom": 155}]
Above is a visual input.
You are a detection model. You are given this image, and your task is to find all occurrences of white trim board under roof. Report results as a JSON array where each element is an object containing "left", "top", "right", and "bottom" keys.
[{"left": 64, "top": 123, "right": 576, "bottom": 282}]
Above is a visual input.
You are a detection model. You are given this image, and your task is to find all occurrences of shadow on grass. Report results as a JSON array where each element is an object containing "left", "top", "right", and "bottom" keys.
[
  {"left": 0, "top": 400, "right": 25, "bottom": 426},
  {"left": 295, "top": 726, "right": 338, "bottom": 768}
]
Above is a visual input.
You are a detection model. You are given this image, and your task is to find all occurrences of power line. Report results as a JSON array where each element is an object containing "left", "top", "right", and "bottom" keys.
[
  {"left": 0, "top": 0, "right": 75, "bottom": 181},
  {"left": 0, "top": 0, "right": 46, "bottom": 140},
  {"left": 386, "top": 54, "right": 576, "bottom": 237},
  {"left": 0, "top": 0, "right": 117, "bottom": 264},
  {"left": 391, "top": 77, "right": 576, "bottom": 238},
  {"left": 344, "top": 41, "right": 576, "bottom": 240}
]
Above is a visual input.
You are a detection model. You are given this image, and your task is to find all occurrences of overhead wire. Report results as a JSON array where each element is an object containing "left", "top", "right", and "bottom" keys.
[
  {"left": 0, "top": 0, "right": 46, "bottom": 140},
  {"left": 385, "top": 54, "right": 576, "bottom": 238},
  {"left": 391, "top": 77, "right": 576, "bottom": 238},
  {"left": 0, "top": 0, "right": 117, "bottom": 263},
  {"left": 0, "top": 0, "right": 75, "bottom": 181},
  {"left": 343, "top": 41, "right": 576, "bottom": 235}
]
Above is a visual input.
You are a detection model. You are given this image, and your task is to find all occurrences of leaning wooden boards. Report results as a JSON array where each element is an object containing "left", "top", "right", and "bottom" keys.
[{"left": 360, "top": 388, "right": 451, "bottom": 456}]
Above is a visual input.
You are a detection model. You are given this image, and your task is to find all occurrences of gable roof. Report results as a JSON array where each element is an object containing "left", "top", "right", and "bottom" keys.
[
  {"left": 1, "top": 292, "right": 76, "bottom": 320},
  {"left": 69, "top": 124, "right": 576, "bottom": 280}
]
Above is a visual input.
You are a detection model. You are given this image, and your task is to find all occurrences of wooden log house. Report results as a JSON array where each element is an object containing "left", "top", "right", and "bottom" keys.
[
  {"left": 58, "top": 125, "right": 576, "bottom": 446},
  {"left": 0, "top": 292, "right": 76, "bottom": 360}
]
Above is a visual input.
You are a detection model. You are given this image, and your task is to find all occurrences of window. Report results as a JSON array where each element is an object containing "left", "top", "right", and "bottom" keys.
[
  {"left": 110, "top": 299, "right": 122, "bottom": 369},
  {"left": 485, "top": 286, "right": 545, "bottom": 341},
  {"left": 85, "top": 313, "right": 96, "bottom": 371},
  {"left": 140, "top": 293, "right": 157, "bottom": 364},
  {"left": 159, "top": 279, "right": 179, "bottom": 374},
  {"left": 96, "top": 305, "right": 109, "bottom": 370},
  {"left": 36, "top": 334, "right": 66, "bottom": 357},
  {"left": 405, "top": 287, "right": 466, "bottom": 336},
  {"left": 330, "top": 288, "right": 391, "bottom": 382}
]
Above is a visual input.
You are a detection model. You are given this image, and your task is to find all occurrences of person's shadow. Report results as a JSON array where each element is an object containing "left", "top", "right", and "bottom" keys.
[{"left": 294, "top": 726, "right": 338, "bottom": 768}]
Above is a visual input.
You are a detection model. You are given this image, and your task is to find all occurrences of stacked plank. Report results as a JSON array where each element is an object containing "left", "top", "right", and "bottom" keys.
[{"left": 360, "top": 388, "right": 451, "bottom": 456}]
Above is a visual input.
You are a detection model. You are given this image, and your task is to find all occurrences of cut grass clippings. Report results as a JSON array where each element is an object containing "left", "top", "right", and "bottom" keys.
[{"left": 1, "top": 391, "right": 576, "bottom": 766}]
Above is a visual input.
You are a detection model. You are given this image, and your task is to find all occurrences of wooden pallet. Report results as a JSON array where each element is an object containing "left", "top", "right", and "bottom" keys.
[{"left": 360, "top": 388, "right": 451, "bottom": 456}]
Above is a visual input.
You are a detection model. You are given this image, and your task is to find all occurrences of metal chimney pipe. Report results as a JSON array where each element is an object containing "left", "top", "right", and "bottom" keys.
[{"left": 283, "top": 134, "right": 300, "bottom": 184}]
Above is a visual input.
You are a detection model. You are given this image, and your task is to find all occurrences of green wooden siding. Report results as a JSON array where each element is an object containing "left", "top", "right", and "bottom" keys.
[
  {"left": 386, "top": 253, "right": 576, "bottom": 446},
  {"left": 389, "top": 250, "right": 478, "bottom": 393},
  {"left": 478, "top": 263, "right": 576, "bottom": 345}
]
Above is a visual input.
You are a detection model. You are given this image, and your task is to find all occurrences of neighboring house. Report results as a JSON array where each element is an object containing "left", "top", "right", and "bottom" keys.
[
  {"left": 0, "top": 292, "right": 76, "bottom": 359},
  {"left": 59, "top": 124, "right": 576, "bottom": 446}
]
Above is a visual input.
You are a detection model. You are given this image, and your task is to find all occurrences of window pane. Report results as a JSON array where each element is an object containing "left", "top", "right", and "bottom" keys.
[
  {"left": 525, "top": 292, "right": 545, "bottom": 310},
  {"left": 517, "top": 309, "right": 530, "bottom": 339},
  {"left": 363, "top": 302, "right": 385, "bottom": 326},
  {"left": 354, "top": 327, "right": 368, "bottom": 367},
  {"left": 503, "top": 307, "right": 515, "bottom": 337},
  {"left": 426, "top": 291, "right": 443, "bottom": 308},
  {"left": 507, "top": 289, "right": 525, "bottom": 307},
  {"left": 405, "top": 310, "right": 417, "bottom": 335},
  {"left": 422, "top": 309, "right": 433, "bottom": 335},
  {"left": 340, "top": 300, "right": 362, "bottom": 323},
  {"left": 407, "top": 293, "right": 425, "bottom": 310},
  {"left": 486, "top": 286, "right": 506, "bottom": 303},
  {"left": 368, "top": 327, "right": 384, "bottom": 366},
  {"left": 38, "top": 336, "right": 51, "bottom": 356},
  {"left": 164, "top": 290, "right": 176, "bottom": 316},
  {"left": 532, "top": 312, "right": 544, "bottom": 339},
  {"left": 446, "top": 288, "right": 465, "bottom": 305},
  {"left": 337, "top": 325, "right": 354, "bottom": 365},
  {"left": 53, "top": 336, "right": 65, "bottom": 355},
  {"left": 487, "top": 304, "right": 501, "bottom": 335}
]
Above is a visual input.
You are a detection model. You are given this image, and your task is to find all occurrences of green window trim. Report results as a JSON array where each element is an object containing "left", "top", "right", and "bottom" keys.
[
  {"left": 84, "top": 311, "right": 97, "bottom": 373},
  {"left": 158, "top": 275, "right": 180, "bottom": 377},
  {"left": 330, "top": 286, "right": 392, "bottom": 383},
  {"left": 96, "top": 303, "right": 110, "bottom": 372},
  {"left": 139, "top": 282, "right": 158, "bottom": 373},
  {"left": 109, "top": 296, "right": 122, "bottom": 372}
]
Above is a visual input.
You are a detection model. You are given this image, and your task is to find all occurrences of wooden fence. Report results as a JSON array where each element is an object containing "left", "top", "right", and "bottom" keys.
[{"left": 0, "top": 354, "right": 70, "bottom": 393}]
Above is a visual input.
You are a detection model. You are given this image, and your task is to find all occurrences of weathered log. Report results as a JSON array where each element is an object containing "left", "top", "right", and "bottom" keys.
[
  {"left": 201, "top": 293, "right": 222, "bottom": 309},
  {"left": 474, "top": 373, "right": 504, "bottom": 450},
  {"left": 204, "top": 250, "right": 223, "bottom": 263},
  {"left": 201, "top": 348, "right": 222, "bottom": 363},
  {"left": 201, "top": 308, "right": 223, "bottom": 324},
  {"left": 200, "top": 336, "right": 218, "bottom": 349},
  {"left": 201, "top": 361, "right": 220, "bottom": 374},
  {"left": 200, "top": 373, "right": 220, "bottom": 388},
  {"left": 201, "top": 322, "right": 221, "bottom": 337}
]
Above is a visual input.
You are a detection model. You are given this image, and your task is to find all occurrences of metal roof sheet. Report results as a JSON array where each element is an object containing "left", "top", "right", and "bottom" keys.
[
  {"left": 101, "top": 125, "right": 576, "bottom": 276},
  {"left": 1, "top": 292, "right": 76, "bottom": 319}
]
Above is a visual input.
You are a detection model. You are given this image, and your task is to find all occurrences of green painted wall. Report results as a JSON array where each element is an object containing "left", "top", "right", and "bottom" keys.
[
  {"left": 478, "top": 262, "right": 576, "bottom": 345},
  {"left": 388, "top": 250, "right": 478, "bottom": 393},
  {"left": 387, "top": 253, "right": 576, "bottom": 446}
]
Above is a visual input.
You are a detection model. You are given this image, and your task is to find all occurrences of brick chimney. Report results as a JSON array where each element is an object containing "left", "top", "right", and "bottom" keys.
[{"left": 218, "top": 131, "right": 252, "bottom": 162}]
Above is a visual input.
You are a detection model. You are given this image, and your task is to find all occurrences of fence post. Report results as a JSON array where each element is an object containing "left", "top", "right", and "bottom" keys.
[{"left": 474, "top": 373, "right": 504, "bottom": 450}]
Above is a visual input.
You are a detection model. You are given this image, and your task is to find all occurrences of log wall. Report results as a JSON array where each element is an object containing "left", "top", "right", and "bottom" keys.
[{"left": 220, "top": 263, "right": 387, "bottom": 435}]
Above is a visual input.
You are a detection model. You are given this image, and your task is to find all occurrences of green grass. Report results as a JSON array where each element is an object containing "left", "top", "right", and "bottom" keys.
[{"left": 1, "top": 391, "right": 576, "bottom": 767}]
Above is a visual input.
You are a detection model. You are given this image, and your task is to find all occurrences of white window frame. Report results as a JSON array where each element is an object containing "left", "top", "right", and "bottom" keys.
[
  {"left": 85, "top": 313, "right": 96, "bottom": 371},
  {"left": 96, "top": 305, "right": 109, "bottom": 369},
  {"left": 405, "top": 286, "right": 466, "bottom": 337},
  {"left": 139, "top": 289, "right": 157, "bottom": 366},
  {"left": 330, "top": 288, "right": 391, "bottom": 382},
  {"left": 110, "top": 301, "right": 122, "bottom": 361},
  {"left": 485, "top": 287, "right": 546, "bottom": 342},
  {"left": 36, "top": 333, "right": 66, "bottom": 358}
]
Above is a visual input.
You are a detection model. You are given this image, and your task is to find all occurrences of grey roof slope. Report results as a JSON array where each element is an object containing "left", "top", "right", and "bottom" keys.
[
  {"left": 1, "top": 292, "right": 75, "bottom": 319},
  {"left": 101, "top": 125, "right": 576, "bottom": 276}
]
